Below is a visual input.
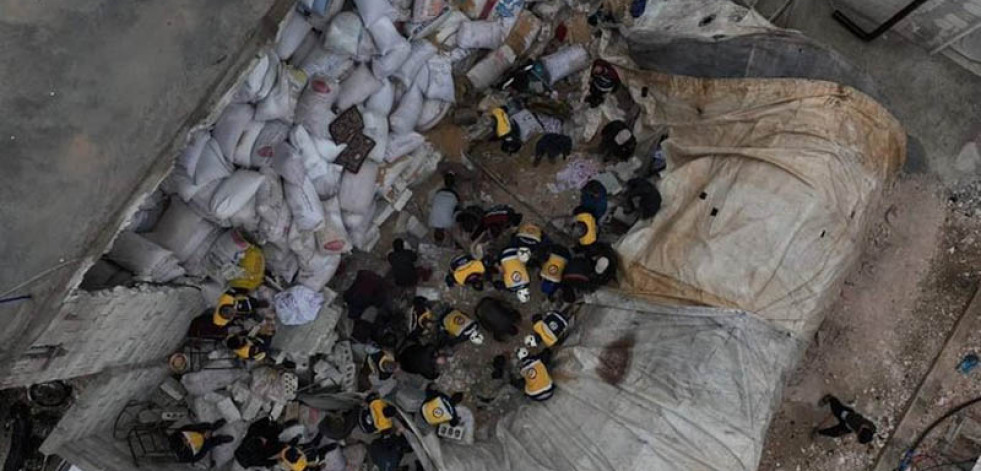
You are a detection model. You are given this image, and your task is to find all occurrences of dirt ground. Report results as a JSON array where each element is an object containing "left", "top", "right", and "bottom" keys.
[{"left": 758, "top": 175, "right": 981, "bottom": 471}]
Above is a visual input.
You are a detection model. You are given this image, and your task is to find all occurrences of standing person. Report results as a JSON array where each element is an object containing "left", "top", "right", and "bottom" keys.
[
  {"left": 512, "top": 348, "right": 555, "bottom": 402},
  {"left": 388, "top": 239, "right": 422, "bottom": 288},
  {"left": 429, "top": 173, "right": 460, "bottom": 244},
  {"left": 814, "top": 395, "right": 877, "bottom": 444},
  {"left": 168, "top": 419, "right": 233, "bottom": 463}
]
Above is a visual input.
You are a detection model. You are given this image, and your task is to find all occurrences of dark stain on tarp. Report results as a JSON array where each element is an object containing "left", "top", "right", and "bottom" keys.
[{"left": 597, "top": 335, "right": 635, "bottom": 385}]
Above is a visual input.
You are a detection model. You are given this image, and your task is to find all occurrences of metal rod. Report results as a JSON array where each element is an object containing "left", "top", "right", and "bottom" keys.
[
  {"left": 930, "top": 19, "right": 981, "bottom": 54},
  {"left": 832, "top": 0, "right": 931, "bottom": 41},
  {"left": 0, "top": 294, "right": 32, "bottom": 305}
]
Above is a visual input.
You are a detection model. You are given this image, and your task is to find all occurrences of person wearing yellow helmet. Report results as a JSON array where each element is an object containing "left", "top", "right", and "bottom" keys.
[
  {"left": 539, "top": 244, "right": 571, "bottom": 299},
  {"left": 570, "top": 207, "right": 599, "bottom": 247},
  {"left": 420, "top": 384, "right": 464, "bottom": 427},
  {"left": 512, "top": 347, "right": 555, "bottom": 402},
  {"left": 224, "top": 331, "right": 270, "bottom": 362},
  {"left": 445, "top": 253, "right": 488, "bottom": 291},
  {"left": 494, "top": 247, "right": 532, "bottom": 303},
  {"left": 359, "top": 394, "right": 399, "bottom": 435},
  {"left": 525, "top": 309, "right": 572, "bottom": 349},
  {"left": 211, "top": 289, "right": 268, "bottom": 328},
  {"left": 511, "top": 222, "right": 548, "bottom": 269},
  {"left": 490, "top": 107, "right": 522, "bottom": 154},
  {"left": 168, "top": 419, "right": 233, "bottom": 463},
  {"left": 438, "top": 308, "right": 484, "bottom": 346},
  {"left": 279, "top": 445, "right": 308, "bottom": 471}
]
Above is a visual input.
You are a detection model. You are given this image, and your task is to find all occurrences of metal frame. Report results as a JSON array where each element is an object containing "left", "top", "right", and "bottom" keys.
[{"left": 832, "top": 0, "right": 931, "bottom": 41}]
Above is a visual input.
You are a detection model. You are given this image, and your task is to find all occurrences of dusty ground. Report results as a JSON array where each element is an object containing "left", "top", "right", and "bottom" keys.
[{"left": 758, "top": 175, "right": 981, "bottom": 471}]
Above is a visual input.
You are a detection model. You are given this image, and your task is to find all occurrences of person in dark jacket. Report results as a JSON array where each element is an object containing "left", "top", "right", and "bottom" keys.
[
  {"left": 388, "top": 239, "right": 420, "bottom": 288},
  {"left": 475, "top": 297, "right": 521, "bottom": 342},
  {"left": 168, "top": 419, "right": 233, "bottom": 463},
  {"left": 622, "top": 178, "right": 661, "bottom": 220},
  {"left": 815, "top": 395, "right": 877, "bottom": 444},
  {"left": 534, "top": 133, "right": 573, "bottom": 166},
  {"left": 234, "top": 418, "right": 286, "bottom": 468},
  {"left": 579, "top": 180, "right": 608, "bottom": 221},
  {"left": 600, "top": 120, "right": 636, "bottom": 162},
  {"left": 368, "top": 433, "right": 412, "bottom": 471},
  {"left": 397, "top": 342, "right": 445, "bottom": 380},
  {"left": 474, "top": 205, "right": 523, "bottom": 241},
  {"left": 344, "top": 270, "right": 390, "bottom": 320}
]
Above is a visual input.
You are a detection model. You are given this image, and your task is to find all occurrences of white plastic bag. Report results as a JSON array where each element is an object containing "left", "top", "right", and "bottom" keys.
[
  {"left": 425, "top": 55, "right": 455, "bottom": 102},
  {"left": 146, "top": 199, "right": 220, "bottom": 263},
  {"left": 384, "top": 132, "right": 425, "bottom": 162},
  {"left": 389, "top": 84, "right": 424, "bottom": 134},
  {"left": 256, "top": 167, "right": 291, "bottom": 245},
  {"left": 338, "top": 162, "right": 379, "bottom": 214},
  {"left": 250, "top": 121, "right": 291, "bottom": 168},
  {"left": 336, "top": 64, "right": 383, "bottom": 110},
  {"left": 354, "top": 0, "right": 397, "bottom": 28},
  {"left": 362, "top": 111, "right": 389, "bottom": 163},
  {"left": 210, "top": 170, "right": 266, "bottom": 220},
  {"left": 457, "top": 20, "right": 504, "bottom": 49},
  {"left": 416, "top": 98, "right": 450, "bottom": 131},
  {"left": 366, "top": 79, "right": 395, "bottom": 115},
  {"left": 233, "top": 120, "right": 265, "bottom": 167},
  {"left": 255, "top": 65, "right": 308, "bottom": 123},
  {"left": 394, "top": 40, "right": 437, "bottom": 86},
  {"left": 300, "top": 47, "right": 355, "bottom": 81},
  {"left": 324, "top": 12, "right": 363, "bottom": 56},
  {"left": 194, "top": 138, "right": 233, "bottom": 186},
  {"left": 213, "top": 104, "right": 255, "bottom": 159},
  {"left": 276, "top": 10, "right": 314, "bottom": 61},
  {"left": 274, "top": 285, "right": 325, "bottom": 326},
  {"left": 107, "top": 231, "right": 185, "bottom": 282},
  {"left": 296, "top": 77, "right": 340, "bottom": 139}
]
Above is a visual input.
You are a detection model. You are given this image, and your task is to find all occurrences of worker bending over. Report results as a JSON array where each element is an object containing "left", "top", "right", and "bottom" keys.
[
  {"left": 495, "top": 246, "right": 532, "bottom": 303},
  {"left": 570, "top": 207, "right": 599, "bottom": 248},
  {"left": 539, "top": 244, "right": 570, "bottom": 299},
  {"left": 420, "top": 384, "right": 464, "bottom": 427},
  {"left": 525, "top": 310, "right": 571, "bottom": 349},
  {"left": 513, "top": 348, "right": 555, "bottom": 402},
  {"left": 445, "top": 253, "right": 488, "bottom": 291},
  {"left": 439, "top": 308, "right": 484, "bottom": 346},
  {"left": 168, "top": 419, "right": 233, "bottom": 463},
  {"left": 359, "top": 394, "right": 399, "bottom": 435}
]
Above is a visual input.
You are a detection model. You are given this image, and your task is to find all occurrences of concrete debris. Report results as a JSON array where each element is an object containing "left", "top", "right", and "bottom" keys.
[{"left": 181, "top": 369, "right": 249, "bottom": 397}]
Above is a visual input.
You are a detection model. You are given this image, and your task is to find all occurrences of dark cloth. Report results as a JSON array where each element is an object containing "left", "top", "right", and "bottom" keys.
[
  {"left": 455, "top": 205, "right": 484, "bottom": 238},
  {"left": 476, "top": 205, "right": 522, "bottom": 240},
  {"left": 235, "top": 418, "right": 285, "bottom": 468},
  {"left": 398, "top": 343, "right": 440, "bottom": 380},
  {"left": 186, "top": 311, "right": 231, "bottom": 339},
  {"left": 817, "top": 396, "right": 876, "bottom": 439},
  {"left": 3, "top": 404, "right": 31, "bottom": 471},
  {"left": 623, "top": 178, "right": 661, "bottom": 219},
  {"left": 368, "top": 434, "right": 412, "bottom": 471},
  {"left": 475, "top": 297, "right": 520, "bottom": 340},
  {"left": 600, "top": 120, "right": 636, "bottom": 161},
  {"left": 534, "top": 134, "right": 573, "bottom": 165},
  {"left": 388, "top": 247, "right": 419, "bottom": 288},
  {"left": 169, "top": 421, "right": 231, "bottom": 463},
  {"left": 344, "top": 271, "right": 390, "bottom": 319}
]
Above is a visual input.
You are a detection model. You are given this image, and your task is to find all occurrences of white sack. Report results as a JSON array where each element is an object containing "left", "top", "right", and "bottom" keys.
[
  {"left": 181, "top": 370, "right": 248, "bottom": 397},
  {"left": 300, "top": 47, "right": 355, "bottom": 81},
  {"left": 234, "top": 52, "right": 272, "bottom": 103},
  {"left": 317, "top": 197, "right": 352, "bottom": 253},
  {"left": 168, "top": 171, "right": 209, "bottom": 204},
  {"left": 256, "top": 168, "right": 291, "bottom": 246},
  {"left": 385, "top": 132, "right": 425, "bottom": 162},
  {"left": 313, "top": 163, "right": 344, "bottom": 198},
  {"left": 372, "top": 42, "right": 411, "bottom": 79},
  {"left": 147, "top": 199, "right": 220, "bottom": 263},
  {"left": 289, "top": 29, "right": 320, "bottom": 68},
  {"left": 394, "top": 40, "right": 437, "bottom": 86},
  {"left": 274, "top": 285, "right": 325, "bottom": 326},
  {"left": 276, "top": 10, "right": 314, "bottom": 61},
  {"left": 541, "top": 44, "right": 590, "bottom": 85},
  {"left": 366, "top": 79, "right": 395, "bottom": 115},
  {"left": 356, "top": 28, "right": 378, "bottom": 62},
  {"left": 285, "top": 178, "right": 325, "bottom": 231},
  {"left": 270, "top": 142, "right": 308, "bottom": 185},
  {"left": 194, "top": 138, "right": 233, "bottom": 186},
  {"left": 291, "top": 125, "right": 331, "bottom": 180},
  {"left": 353, "top": 0, "right": 397, "bottom": 28},
  {"left": 434, "top": 11, "right": 469, "bottom": 46},
  {"left": 255, "top": 65, "right": 308, "bottom": 123},
  {"left": 338, "top": 162, "right": 379, "bottom": 214},
  {"left": 324, "top": 12, "right": 363, "bottom": 56},
  {"left": 250, "top": 121, "right": 291, "bottom": 168},
  {"left": 362, "top": 111, "right": 390, "bottom": 163},
  {"left": 412, "top": 63, "right": 430, "bottom": 92},
  {"left": 425, "top": 55, "right": 455, "bottom": 102},
  {"left": 233, "top": 120, "right": 265, "bottom": 167},
  {"left": 206, "top": 230, "right": 251, "bottom": 274},
  {"left": 188, "top": 179, "right": 223, "bottom": 224},
  {"left": 288, "top": 220, "right": 318, "bottom": 264},
  {"left": 466, "top": 44, "right": 515, "bottom": 90},
  {"left": 314, "top": 137, "right": 346, "bottom": 163},
  {"left": 296, "top": 76, "right": 340, "bottom": 139},
  {"left": 210, "top": 170, "right": 266, "bottom": 220},
  {"left": 417, "top": 98, "right": 451, "bottom": 131},
  {"left": 257, "top": 50, "right": 281, "bottom": 102},
  {"left": 336, "top": 64, "right": 383, "bottom": 110},
  {"left": 264, "top": 243, "right": 299, "bottom": 282},
  {"left": 390, "top": 84, "right": 424, "bottom": 134},
  {"left": 182, "top": 230, "right": 221, "bottom": 278},
  {"left": 228, "top": 198, "right": 259, "bottom": 233},
  {"left": 297, "top": 252, "right": 342, "bottom": 291},
  {"left": 213, "top": 104, "right": 255, "bottom": 159},
  {"left": 368, "top": 17, "right": 407, "bottom": 55},
  {"left": 456, "top": 20, "right": 504, "bottom": 49},
  {"left": 107, "top": 231, "right": 185, "bottom": 282},
  {"left": 178, "top": 130, "right": 210, "bottom": 177}
]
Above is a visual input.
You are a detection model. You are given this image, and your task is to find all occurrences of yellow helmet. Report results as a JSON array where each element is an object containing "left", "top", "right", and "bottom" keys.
[
  {"left": 212, "top": 294, "right": 236, "bottom": 326},
  {"left": 280, "top": 446, "right": 307, "bottom": 471},
  {"left": 182, "top": 431, "right": 205, "bottom": 453},
  {"left": 516, "top": 223, "right": 543, "bottom": 244}
]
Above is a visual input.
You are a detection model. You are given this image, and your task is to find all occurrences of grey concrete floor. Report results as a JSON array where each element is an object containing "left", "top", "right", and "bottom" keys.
[
  {"left": 0, "top": 0, "right": 275, "bottom": 373},
  {"left": 752, "top": 0, "right": 981, "bottom": 184}
]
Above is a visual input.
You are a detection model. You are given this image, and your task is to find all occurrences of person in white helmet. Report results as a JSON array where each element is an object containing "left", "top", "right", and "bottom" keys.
[
  {"left": 495, "top": 246, "right": 532, "bottom": 303},
  {"left": 438, "top": 308, "right": 485, "bottom": 346},
  {"left": 512, "top": 347, "right": 555, "bottom": 402},
  {"left": 524, "top": 309, "right": 572, "bottom": 349}
]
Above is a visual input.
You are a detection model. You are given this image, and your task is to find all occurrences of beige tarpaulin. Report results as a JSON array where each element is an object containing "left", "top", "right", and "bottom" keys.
[{"left": 616, "top": 71, "right": 905, "bottom": 336}]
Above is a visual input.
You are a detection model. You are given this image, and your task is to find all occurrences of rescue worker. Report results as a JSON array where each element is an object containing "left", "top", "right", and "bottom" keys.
[
  {"left": 600, "top": 119, "right": 637, "bottom": 162},
  {"left": 429, "top": 172, "right": 460, "bottom": 244},
  {"left": 491, "top": 107, "right": 522, "bottom": 154},
  {"left": 570, "top": 207, "right": 599, "bottom": 248},
  {"left": 585, "top": 59, "right": 621, "bottom": 108},
  {"left": 408, "top": 296, "right": 437, "bottom": 339},
  {"left": 579, "top": 179, "right": 609, "bottom": 221},
  {"left": 539, "top": 244, "right": 571, "bottom": 299},
  {"left": 495, "top": 246, "right": 532, "bottom": 303},
  {"left": 359, "top": 394, "right": 399, "bottom": 435},
  {"left": 420, "top": 385, "right": 464, "bottom": 427},
  {"left": 212, "top": 289, "right": 267, "bottom": 328},
  {"left": 622, "top": 177, "right": 662, "bottom": 220},
  {"left": 511, "top": 222, "right": 548, "bottom": 267},
  {"left": 513, "top": 348, "right": 555, "bottom": 402},
  {"left": 445, "top": 253, "right": 488, "bottom": 291},
  {"left": 585, "top": 241, "right": 618, "bottom": 288},
  {"left": 279, "top": 445, "right": 308, "bottom": 471},
  {"left": 168, "top": 419, "right": 233, "bottom": 463},
  {"left": 558, "top": 255, "right": 593, "bottom": 303},
  {"left": 439, "top": 308, "right": 485, "bottom": 346},
  {"left": 475, "top": 204, "right": 523, "bottom": 240},
  {"left": 366, "top": 345, "right": 398, "bottom": 381},
  {"left": 534, "top": 133, "right": 573, "bottom": 166},
  {"left": 225, "top": 331, "right": 270, "bottom": 362},
  {"left": 234, "top": 418, "right": 287, "bottom": 468},
  {"left": 525, "top": 310, "right": 572, "bottom": 349}
]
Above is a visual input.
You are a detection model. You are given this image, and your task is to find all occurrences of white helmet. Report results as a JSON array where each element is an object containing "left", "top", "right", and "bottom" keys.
[
  {"left": 594, "top": 256, "right": 610, "bottom": 274},
  {"left": 469, "top": 331, "right": 485, "bottom": 345},
  {"left": 516, "top": 287, "right": 531, "bottom": 303},
  {"left": 516, "top": 347, "right": 530, "bottom": 361},
  {"left": 524, "top": 334, "right": 538, "bottom": 348},
  {"left": 517, "top": 247, "right": 532, "bottom": 263}
]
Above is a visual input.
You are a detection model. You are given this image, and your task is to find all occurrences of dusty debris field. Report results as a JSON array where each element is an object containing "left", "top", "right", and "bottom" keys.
[{"left": 759, "top": 175, "right": 981, "bottom": 471}]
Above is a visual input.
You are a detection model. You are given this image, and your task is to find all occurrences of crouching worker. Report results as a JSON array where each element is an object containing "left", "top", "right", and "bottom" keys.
[
  {"left": 495, "top": 246, "right": 532, "bottom": 303},
  {"left": 420, "top": 385, "right": 464, "bottom": 427},
  {"left": 429, "top": 172, "right": 460, "bottom": 244},
  {"left": 234, "top": 418, "right": 287, "bottom": 468},
  {"left": 571, "top": 207, "right": 599, "bottom": 248},
  {"left": 359, "top": 394, "right": 399, "bottom": 435},
  {"left": 212, "top": 290, "right": 267, "bottom": 328},
  {"left": 445, "top": 253, "right": 488, "bottom": 291},
  {"left": 513, "top": 348, "right": 555, "bottom": 402},
  {"left": 511, "top": 222, "right": 547, "bottom": 268},
  {"left": 525, "top": 310, "right": 571, "bottom": 349},
  {"left": 168, "top": 419, "right": 233, "bottom": 463},
  {"left": 539, "top": 244, "right": 570, "bottom": 299},
  {"left": 439, "top": 308, "right": 485, "bottom": 346},
  {"left": 225, "top": 331, "right": 270, "bottom": 362}
]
